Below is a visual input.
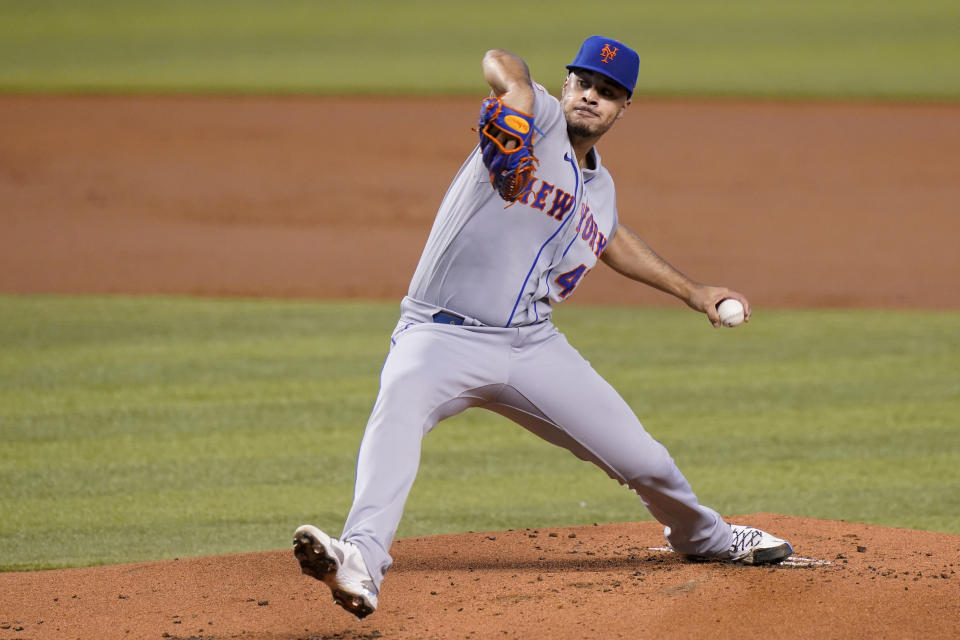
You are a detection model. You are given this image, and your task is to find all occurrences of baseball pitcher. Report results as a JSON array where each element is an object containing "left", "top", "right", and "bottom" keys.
[{"left": 293, "top": 36, "right": 793, "bottom": 620}]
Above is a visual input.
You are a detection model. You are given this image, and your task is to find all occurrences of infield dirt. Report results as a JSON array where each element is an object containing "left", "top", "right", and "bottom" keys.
[
  {"left": 1, "top": 96, "right": 959, "bottom": 639},
  {"left": 2, "top": 96, "right": 958, "bottom": 308},
  {"left": 2, "top": 515, "right": 959, "bottom": 639}
]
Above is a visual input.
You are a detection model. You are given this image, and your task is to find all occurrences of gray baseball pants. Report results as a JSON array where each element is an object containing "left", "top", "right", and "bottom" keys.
[{"left": 340, "top": 298, "right": 733, "bottom": 589}]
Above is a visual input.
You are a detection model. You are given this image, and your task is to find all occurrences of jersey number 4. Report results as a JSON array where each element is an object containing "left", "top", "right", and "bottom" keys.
[{"left": 555, "top": 264, "right": 588, "bottom": 299}]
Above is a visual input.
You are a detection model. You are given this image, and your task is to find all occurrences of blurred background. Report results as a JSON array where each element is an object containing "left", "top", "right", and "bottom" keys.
[
  {"left": 2, "top": 0, "right": 959, "bottom": 98},
  {"left": 1, "top": 1, "right": 958, "bottom": 570}
]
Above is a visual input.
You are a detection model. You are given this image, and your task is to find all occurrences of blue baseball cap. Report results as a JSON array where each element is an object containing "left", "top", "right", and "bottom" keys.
[{"left": 566, "top": 36, "right": 640, "bottom": 97}]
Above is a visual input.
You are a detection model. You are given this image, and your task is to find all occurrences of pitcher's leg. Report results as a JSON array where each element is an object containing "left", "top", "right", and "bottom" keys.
[
  {"left": 503, "top": 330, "right": 731, "bottom": 556},
  {"left": 341, "top": 325, "right": 508, "bottom": 589},
  {"left": 343, "top": 387, "right": 474, "bottom": 588}
]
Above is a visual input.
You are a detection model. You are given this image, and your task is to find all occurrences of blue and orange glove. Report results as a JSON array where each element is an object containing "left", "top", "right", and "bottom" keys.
[{"left": 477, "top": 97, "right": 538, "bottom": 202}]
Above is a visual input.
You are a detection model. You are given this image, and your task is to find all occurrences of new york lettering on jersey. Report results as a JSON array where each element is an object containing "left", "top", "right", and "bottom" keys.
[
  {"left": 514, "top": 83, "right": 618, "bottom": 316},
  {"left": 406, "top": 82, "right": 617, "bottom": 327},
  {"left": 515, "top": 173, "right": 614, "bottom": 304}
]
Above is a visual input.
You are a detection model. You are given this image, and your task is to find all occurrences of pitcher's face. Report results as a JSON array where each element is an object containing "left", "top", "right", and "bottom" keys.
[{"left": 561, "top": 69, "right": 631, "bottom": 140}]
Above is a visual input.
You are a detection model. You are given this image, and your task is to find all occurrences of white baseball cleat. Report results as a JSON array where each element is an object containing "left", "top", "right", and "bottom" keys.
[
  {"left": 716, "top": 524, "right": 793, "bottom": 565},
  {"left": 676, "top": 524, "right": 793, "bottom": 565},
  {"left": 293, "top": 524, "right": 378, "bottom": 620}
]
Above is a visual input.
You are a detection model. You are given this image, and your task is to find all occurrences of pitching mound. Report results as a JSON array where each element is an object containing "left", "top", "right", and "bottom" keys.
[{"left": 2, "top": 514, "right": 957, "bottom": 639}]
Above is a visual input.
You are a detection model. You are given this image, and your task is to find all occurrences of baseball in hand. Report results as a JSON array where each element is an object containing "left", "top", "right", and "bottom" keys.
[{"left": 716, "top": 298, "right": 745, "bottom": 327}]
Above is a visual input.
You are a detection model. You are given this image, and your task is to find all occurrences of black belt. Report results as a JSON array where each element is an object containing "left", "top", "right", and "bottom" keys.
[{"left": 432, "top": 311, "right": 465, "bottom": 325}]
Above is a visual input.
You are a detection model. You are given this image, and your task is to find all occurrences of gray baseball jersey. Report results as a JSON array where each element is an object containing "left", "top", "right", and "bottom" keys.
[
  {"left": 408, "top": 82, "right": 617, "bottom": 327},
  {"left": 338, "top": 80, "right": 733, "bottom": 589}
]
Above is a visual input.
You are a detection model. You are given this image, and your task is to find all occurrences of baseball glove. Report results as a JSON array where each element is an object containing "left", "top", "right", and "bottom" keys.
[{"left": 478, "top": 97, "right": 538, "bottom": 202}]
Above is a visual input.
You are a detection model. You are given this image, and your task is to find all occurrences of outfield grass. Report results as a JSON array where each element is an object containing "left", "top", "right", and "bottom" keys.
[
  {"left": 1, "top": 295, "right": 957, "bottom": 570},
  {"left": 1, "top": 0, "right": 959, "bottom": 98}
]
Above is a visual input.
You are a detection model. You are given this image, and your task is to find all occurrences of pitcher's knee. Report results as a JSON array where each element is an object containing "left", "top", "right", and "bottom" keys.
[{"left": 622, "top": 452, "right": 684, "bottom": 493}]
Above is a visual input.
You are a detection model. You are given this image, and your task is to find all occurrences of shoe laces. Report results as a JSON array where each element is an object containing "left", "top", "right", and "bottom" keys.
[{"left": 730, "top": 527, "right": 763, "bottom": 554}]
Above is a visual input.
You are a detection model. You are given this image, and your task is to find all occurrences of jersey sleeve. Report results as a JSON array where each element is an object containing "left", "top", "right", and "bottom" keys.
[{"left": 529, "top": 81, "right": 564, "bottom": 140}]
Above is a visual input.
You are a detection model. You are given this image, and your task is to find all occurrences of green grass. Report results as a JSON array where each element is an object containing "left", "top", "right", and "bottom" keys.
[
  {"left": 1, "top": 295, "right": 958, "bottom": 570},
  {"left": 1, "top": 0, "right": 959, "bottom": 98}
]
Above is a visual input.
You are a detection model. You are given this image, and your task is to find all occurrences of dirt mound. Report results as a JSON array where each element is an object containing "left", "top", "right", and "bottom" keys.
[{"left": 2, "top": 514, "right": 957, "bottom": 639}]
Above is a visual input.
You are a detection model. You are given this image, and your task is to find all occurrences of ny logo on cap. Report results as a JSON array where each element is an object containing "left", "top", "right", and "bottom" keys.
[{"left": 600, "top": 44, "right": 618, "bottom": 63}]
